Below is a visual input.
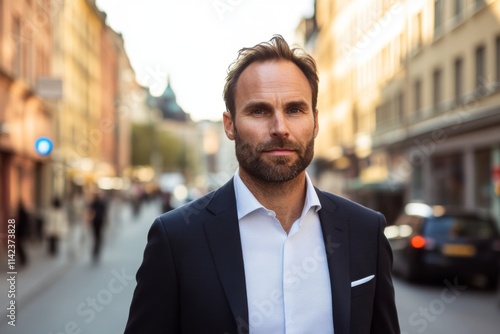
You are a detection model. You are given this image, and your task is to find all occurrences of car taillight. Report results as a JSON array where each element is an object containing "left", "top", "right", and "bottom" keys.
[{"left": 411, "top": 235, "right": 426, "bottom": 249}]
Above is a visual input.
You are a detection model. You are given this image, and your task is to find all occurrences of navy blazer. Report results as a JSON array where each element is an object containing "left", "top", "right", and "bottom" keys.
[{"left": 124, "top": 179, "right": 400, "bottom": 333}]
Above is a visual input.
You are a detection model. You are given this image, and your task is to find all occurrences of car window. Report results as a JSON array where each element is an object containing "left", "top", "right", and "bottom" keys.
[
  {"left": 395, "top": 214, "right": 422, "bottom": 229},
  {"left": 423, "top": 216, "right": 497, "bottom": 239}
]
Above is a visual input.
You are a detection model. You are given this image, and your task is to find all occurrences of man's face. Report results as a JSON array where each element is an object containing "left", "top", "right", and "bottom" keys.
[{"left": 223, "top": 60, "right": 318, "bottom": 183}]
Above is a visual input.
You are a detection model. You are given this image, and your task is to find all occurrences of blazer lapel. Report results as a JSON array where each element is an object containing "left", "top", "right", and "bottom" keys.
[
  {"left": 316, "top": 189, "right": 351, "bottom": 334},
  {"left": 202, "top": 179, "right": 249, "bottom": 333}
]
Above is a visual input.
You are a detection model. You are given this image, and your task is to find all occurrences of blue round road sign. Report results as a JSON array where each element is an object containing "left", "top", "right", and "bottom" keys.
[{"left": 35, "top": 137, "right": 53, "bottom": 156}]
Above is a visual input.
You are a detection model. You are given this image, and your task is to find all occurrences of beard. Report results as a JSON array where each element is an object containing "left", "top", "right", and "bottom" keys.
[{"left": 234, "top": 129, "right": 315, "bottom": 183}]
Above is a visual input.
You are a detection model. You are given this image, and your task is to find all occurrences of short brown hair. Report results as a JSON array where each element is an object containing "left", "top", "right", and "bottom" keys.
[{"left": 223, "top": 35, "right": 319, "bottom": 118}]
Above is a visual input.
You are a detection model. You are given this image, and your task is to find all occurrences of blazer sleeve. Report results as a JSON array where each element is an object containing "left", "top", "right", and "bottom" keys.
[
  {"left": 371, "top": 212, "right": 400, "bottom": 333},
  {"left": 124, "top": 218, "right": 180, "bottom": 333}
]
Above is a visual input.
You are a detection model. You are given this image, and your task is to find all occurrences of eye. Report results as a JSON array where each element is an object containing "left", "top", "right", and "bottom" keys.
[
  {"left": 288, "top": 107, "right": 302, "bottom": 114},
  {"left": 251, "top": 108, "right": 266, "bottom": 115}
]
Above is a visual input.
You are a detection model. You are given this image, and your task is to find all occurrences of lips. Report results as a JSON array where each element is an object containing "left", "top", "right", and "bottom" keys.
[
  {"left": 261, "top": 143, "right": 298, "bottom": 152},
  {"left": 258, "top": 139, "right": 300, "bottom": 155},
  {"left": 263, "top": 148, "right": 295, "bottom": 152},
  {"left": 262, "top": 148, "right": 297, "bottom": 157}
]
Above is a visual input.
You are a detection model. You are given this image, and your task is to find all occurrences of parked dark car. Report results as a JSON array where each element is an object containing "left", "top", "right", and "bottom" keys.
[{"left": 385, "top": 203, "right": 500, "bottom": 286}]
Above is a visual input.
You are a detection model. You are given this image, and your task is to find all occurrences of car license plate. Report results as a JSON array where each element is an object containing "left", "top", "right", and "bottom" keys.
[{"left": 442, "top": 244, "right": 476, "bottom": 257}]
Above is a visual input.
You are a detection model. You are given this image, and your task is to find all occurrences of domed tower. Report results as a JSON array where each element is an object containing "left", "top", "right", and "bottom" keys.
[{"left": 157, "top": 77, "right": 190, "bottom": 122}]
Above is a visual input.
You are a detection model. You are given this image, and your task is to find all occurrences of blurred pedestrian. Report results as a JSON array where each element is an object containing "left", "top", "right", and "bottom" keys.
[
  {"left": 88, "top": 193, "right": 107, "bottom": 263},
  {"left": 16, "top": 201, "right": 30, "bottom": 266},
  {"left": 161, "top": 191, "right": 174, "bottom": 213},
  {"left": 44, "top": 197, "right": 68, "bottom": 256},
  {"left": 33, "top": 208, "right": 45, "bottom": 243},
  {"left": 130, "top": 182, "right": 144, "bottom": 217},
  {"left": 67, "top": 189, "right": 87, "bottom": 258}
]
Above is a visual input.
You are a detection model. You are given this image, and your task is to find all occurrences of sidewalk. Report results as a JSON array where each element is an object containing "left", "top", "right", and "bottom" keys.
[
  {"left": 0, "top": 196, "right": 141, "bottom": 324},
  {"left": 1, "top": 238, "right": 74, "bottom": 320}
]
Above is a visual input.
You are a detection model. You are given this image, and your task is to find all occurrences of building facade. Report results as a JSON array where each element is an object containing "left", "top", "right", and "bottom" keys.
[
  {"left": 100, "top": 24, "right": 120, "bottom": 181},
  {"left": 51, "top": 0, "right": 134, "bottom": 195},
  {"left": 51, "top": 0, "right": 106, "bottom": 195},
  {"left": 1, "top": 0, "right": 136, "bottom": 252},
  {"left": 100, "top": 25, "right": 133, "bottom": 187},
  {"left": 312, "top": 0, "right": 500, "bottom": 225},
  {"left": 0, "top": 0, "right": 53, "bottom": 231}
]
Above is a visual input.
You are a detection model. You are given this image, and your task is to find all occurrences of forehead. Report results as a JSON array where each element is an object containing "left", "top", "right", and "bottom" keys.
[{"left": 234, "top": 60, "right": 312, "bottom": 109}]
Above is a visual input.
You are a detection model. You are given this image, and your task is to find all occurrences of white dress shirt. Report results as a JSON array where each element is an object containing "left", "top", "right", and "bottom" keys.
[{"left": 234, "top": 170, "right": 334, "bottom": 333}]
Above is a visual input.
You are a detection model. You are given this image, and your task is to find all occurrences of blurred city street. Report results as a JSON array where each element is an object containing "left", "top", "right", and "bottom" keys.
[
  {"left": 0, "top": 198, "right": 161, "bottom": 334},
  {"left": 394, "top": 277, "right": 500, "bottom": 334}
]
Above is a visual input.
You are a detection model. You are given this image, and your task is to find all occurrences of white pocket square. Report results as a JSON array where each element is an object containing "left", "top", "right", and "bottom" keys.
[{"left": 351, "top": 275, "right": 375, "bottom": 287}]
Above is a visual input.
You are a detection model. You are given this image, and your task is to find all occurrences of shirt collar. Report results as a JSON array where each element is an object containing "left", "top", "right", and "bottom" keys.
[{"left": 233, "top": 168, "right": 322, "bottom": 221}]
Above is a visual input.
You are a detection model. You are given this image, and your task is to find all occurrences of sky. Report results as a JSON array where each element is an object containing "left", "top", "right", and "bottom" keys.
[{"left": 95, "top": 0, "right": 315, "bottom": 122}]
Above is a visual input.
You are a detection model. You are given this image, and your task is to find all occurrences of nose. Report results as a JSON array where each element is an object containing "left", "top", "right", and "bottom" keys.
[{"left": 270, "top": 111, "right": 290, "bottom": 139}]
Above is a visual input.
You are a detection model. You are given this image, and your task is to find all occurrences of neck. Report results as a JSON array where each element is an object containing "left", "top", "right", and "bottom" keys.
[{"left": 239, "top": 169, "right": 307, "bottom": 233}]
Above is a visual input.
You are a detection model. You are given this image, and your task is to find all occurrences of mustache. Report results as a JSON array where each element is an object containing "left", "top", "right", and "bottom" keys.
[{"left": 256, "top": 138, "right": 302, "bottom": 152}]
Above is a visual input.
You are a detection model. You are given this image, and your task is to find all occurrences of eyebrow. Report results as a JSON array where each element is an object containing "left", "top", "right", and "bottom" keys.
[
  {"left": 241, "top": 101, "right": 271, "bottom": 113},
  {"left": 241, "top": 100, "right": 311, "bottom": 113},
  {"left": 285, "top": 100, "right": 310, "bottom": 110}
]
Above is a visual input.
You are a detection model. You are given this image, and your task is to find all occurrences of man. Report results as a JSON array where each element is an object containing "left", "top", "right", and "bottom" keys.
[
  {"left": 16, "top": 201, "right": 30, "bottom": 266},
  {"left": 89, "top": 193, "right": 107, "bottom": 263},
  {"left": 125, "top": 35, "right": 400, "bottom": 334}
]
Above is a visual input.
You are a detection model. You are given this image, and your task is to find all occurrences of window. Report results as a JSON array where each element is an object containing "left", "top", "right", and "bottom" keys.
[
  {"left": 352, "top": 105, "right": 358, "bottom": 134},
  {"left": 424, "top": 216, "right": 496, "bottom": 239},
  {"left": 412, "top": 165, "right": 424, "bottom": 200},
  {"left": 397, "top": 91, "right": 405, "bottom": 123},
  {"left": 24, "top": 38, "right": 33, "bottom": 85},
  {"left": 19, "top": 28, "right": 30, "bottom": 83},
  {"left": 434, "top": 0, "right": 443, "bottom": 37},
  {"left": 375, "top": 104, "right": 385, "bottom": 129},
  {"left": 12, "top": 17, "right": 21, "bottom": 76},
  {"left": 376, "top": 98, "right": 399, "bottom": 129},
  {"left": 433, "top": 69, "right": 442, "bottom": 111},
  {"left": 475, "top": 148, "right": 491, "bottom": 208},
  {"left": 414, "top": 79, "right": 422, "bottom": 117},
  {"left": 496, "top": 36, "right": 500, "bottom": 84},
  {"left": 0, "top": 1, "right": 3, "bottom": 55},
  {"left": 416, "top": 13, "right": 423, "bottom": 47},
  {"left": 454, "top": 0, "right": 464, "bottom": 22},
  {"left": 475, "top": 45, "right": 486, "bottom": 91},
  {"left": 36, "top": 46, "right": 47, "bottom": 78},
  {"left": 399, "top": 33, "right": 405, "bottom": 64},
  {"left": 382, "top": 46, "right": 388, "bottom": 78},
  {"left": 454, "top": 57, "right": 463, "bottom": 102},
  {"left": 431, "top": 153, "right": 464, "bottom": 206},
  {"left": 375, "top": 105, "right": 380, "bottom": 128},
  {"left": 412, "top": 12, "right": 423, "bottom": 51},
  {"left": 473, "top": 0, "right": 485, "bottom": 10}
]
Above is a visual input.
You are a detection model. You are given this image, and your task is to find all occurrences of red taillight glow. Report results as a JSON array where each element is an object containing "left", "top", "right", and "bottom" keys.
[{"left": 411, "top": 236, "right": 426, "bottom": 249}]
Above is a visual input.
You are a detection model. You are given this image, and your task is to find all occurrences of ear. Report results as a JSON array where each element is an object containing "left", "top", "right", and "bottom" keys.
[
  {"left": 223, "top": 111, "right": 236, "bottom": 140},
  {"left": 313, "top": 109, "right": 319, "bottom": 138}
]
